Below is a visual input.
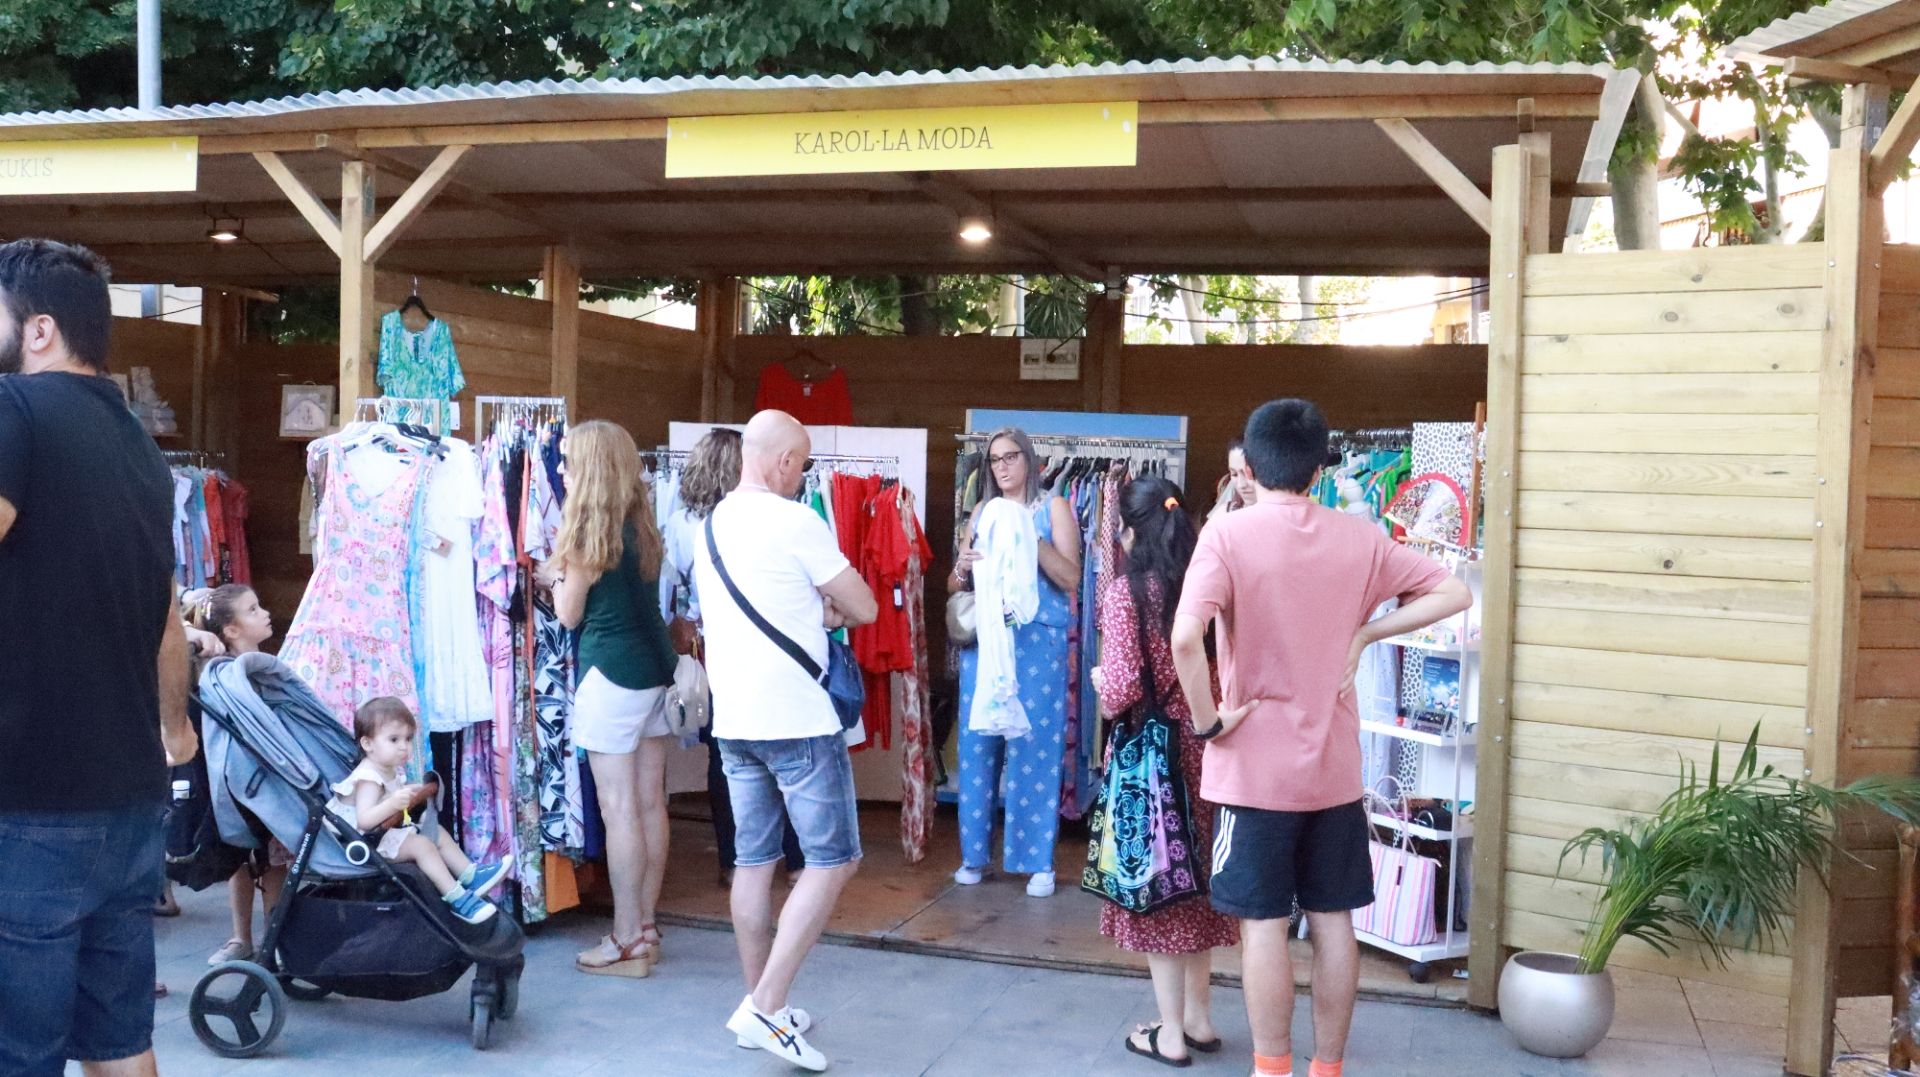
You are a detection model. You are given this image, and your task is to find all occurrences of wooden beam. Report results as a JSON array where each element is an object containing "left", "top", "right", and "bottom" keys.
[
  {"left": 1783, "top": 56, "right": 1898, "bottom": 87},
  {"left": 698, "top": 278, "right": 741, "bottom": 421},
  {"left": 181, "top": 95, "right": 1606, "bottom": 155},
  {"left": 1788, "top": 79, "right": 1888, "bottom": 1077},
  {"left": 915, "top": 174, "right": 1102, "bottom": 280},
  {"left": 1829, "top": 24, "right": 1920, "bottom": 70},
  {"left": 252, "top": 151, "right": 342, "bottom": 257},
  {"left": 337, "top": 159, "right": 377, "bottom": 425},
  {"left": 363, "top": 144, "right": 472, "bottom": 262},
  {"left": 1467, "top": 141, "right": 1540, "bottom": 1011},
  {"left": 1374, "top": 118, "right": 1495, "bottom": 234},
  {"left": 544, "top": 245, "right": 581, "bottom": 412},
  {"left": 1870, "top": 73, "right": 1920, "bottom": 193}
]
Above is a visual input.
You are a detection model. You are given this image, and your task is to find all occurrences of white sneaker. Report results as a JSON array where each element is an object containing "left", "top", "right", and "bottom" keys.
[
  {"left": 727, "top": 995, "right": 827, "bottom": 1071},
  {"left": 953, "top": 865, "right": 985, "bottom": 886},
  {"left": 1026, "top": 871, "right": 1056, "bottom": 898},
  {"left": 738, "top": 1004, "right": 811, "bottom": 1048}
]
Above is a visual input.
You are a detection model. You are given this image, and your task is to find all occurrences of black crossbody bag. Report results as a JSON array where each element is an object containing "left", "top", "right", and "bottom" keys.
[{"left": 704, "top": 515, "right": 865, "bottom": 731}]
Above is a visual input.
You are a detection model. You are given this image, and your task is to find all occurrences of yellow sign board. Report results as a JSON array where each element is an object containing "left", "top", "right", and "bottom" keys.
[
  {"left": 666, "top": 101, "right": 1136, "bottom": 179},
  {"left": 0, "top": 137, "right": 199, "bottom": 196}
]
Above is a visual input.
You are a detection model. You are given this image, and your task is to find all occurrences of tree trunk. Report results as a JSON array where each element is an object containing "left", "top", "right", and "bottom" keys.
[
  {"left": 1799, "top": 105, "right": 1844, "bottom": 244},
  {"left": 995, "top": 278, "right": 1020, "bottom": 335},
  {"left": 1178, "top": 275, "right": 1208, "bottom": 344},
  {"left": 1608, "top": 72, "right": 1666, "bottom": 251},
  {"left": 1288, "top": 275, "right": 1318, "bottom": 344},
  {"left": 898, "top": 274, "right": 937, "bottom": 335}
]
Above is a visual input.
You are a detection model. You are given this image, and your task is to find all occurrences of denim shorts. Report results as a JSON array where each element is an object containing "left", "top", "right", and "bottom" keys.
[
  {"left": 717, "top": 734, "right": 862, "bottom": 870},
  {"left": 0, "top": 804, "right": 165, "bottom": 1076}
]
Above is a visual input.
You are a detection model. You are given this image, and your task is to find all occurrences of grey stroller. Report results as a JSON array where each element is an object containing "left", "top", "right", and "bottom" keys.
[{"left": 187, "top": 652, "right": 526, "bottom": 1056}]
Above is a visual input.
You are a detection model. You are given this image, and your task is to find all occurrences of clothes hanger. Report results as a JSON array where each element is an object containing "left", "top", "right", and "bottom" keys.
[
  {"left": 397, "top": 277, "right": 434, "bottom": 327},
  {"left": 783, "top": 348, "right": 836, "bottom": 383}
]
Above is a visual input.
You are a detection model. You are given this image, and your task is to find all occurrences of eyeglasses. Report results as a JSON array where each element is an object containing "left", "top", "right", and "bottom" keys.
[{"left": 988, "top": 451, "right": 1023, "bottom": 468}]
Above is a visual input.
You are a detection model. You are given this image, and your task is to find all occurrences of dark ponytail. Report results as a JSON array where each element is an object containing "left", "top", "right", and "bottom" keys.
[{"left": 1117, "top": 476, "right": 1198, "bottom": 634}]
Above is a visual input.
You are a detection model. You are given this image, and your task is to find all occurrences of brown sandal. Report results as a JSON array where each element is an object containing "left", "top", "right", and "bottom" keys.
[
  {"left": 640, "top": 922, "right": 663, "bottom": 963},
  {"left": 576, "top": 933, "right": 653, "bottom": 978}
]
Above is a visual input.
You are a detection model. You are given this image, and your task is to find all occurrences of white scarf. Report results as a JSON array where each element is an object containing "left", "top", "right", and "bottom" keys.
[{"left": 968, "top": 497, "right": 1040, "bottom": 737}]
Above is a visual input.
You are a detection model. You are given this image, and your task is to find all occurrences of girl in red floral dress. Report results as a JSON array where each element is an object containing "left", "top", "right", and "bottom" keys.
[{"left": 1093, "top": 476, "right": 1240, "bottom": 1068}]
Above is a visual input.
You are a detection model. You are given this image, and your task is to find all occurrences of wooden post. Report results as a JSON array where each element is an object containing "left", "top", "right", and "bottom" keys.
[
  {"left": 698, "top": 278, "right": 740, "bottom": 422},
  {"left": 1466, "top": 141, "right": 1541, "bottom": 1011},
  {"left": 191, "top": 296, "right": 209, "bottom": 449},
  {"left": 1788, "top": 80, "right": 1887, "bottom": 1077},
  {"left": 1082, "top": 286, "right": 1124, "bottom": 413},
  {"left": 337, "top": 159, "right": 376, "bottom": 424},
  {"left": 544, "top": 245, "right": 581, "bottom": 412}
]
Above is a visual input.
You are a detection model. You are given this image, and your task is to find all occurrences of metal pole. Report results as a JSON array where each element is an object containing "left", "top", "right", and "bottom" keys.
[{"left": 137, "top": 0, "right": 161, "bottom": 318}]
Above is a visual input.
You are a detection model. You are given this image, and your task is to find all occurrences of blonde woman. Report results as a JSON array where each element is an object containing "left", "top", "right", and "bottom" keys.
[{"left": 535, "top": 421, "right": 679, "bottom": 977}]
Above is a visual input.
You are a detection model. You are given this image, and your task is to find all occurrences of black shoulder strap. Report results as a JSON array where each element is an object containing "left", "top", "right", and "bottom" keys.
[{"left": 704, "top": 513, "right": 827, "bottom": 686}]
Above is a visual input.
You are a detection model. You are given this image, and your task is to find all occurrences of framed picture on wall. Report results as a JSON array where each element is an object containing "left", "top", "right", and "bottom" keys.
[{"left": 280, "top": 384, "right": 335, "bottom": 439}]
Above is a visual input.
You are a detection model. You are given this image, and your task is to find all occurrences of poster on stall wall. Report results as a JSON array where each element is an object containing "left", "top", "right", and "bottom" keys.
[{"left": 1019, "top": 338, "right": 1080, "bottom": 381}]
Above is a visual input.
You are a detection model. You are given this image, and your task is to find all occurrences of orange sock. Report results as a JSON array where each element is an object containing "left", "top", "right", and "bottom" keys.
[
  {"left": 1309, "top": 1060, "right": 1343, "bottom": 1077},
  {"left": 1253, "top": 1053, "right": 1292, "bottom": 1075}
]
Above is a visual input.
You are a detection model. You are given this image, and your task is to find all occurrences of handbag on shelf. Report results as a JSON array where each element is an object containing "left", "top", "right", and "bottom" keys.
[
  {"left": 1356, "top": 775, "right": 1441, "bottom": 947},
  {"left": 1081, "top": 585, "right": 1204, "bottom": 915},
  {"left": 704, "top": 515, "right": 864, "bottom": 731}
]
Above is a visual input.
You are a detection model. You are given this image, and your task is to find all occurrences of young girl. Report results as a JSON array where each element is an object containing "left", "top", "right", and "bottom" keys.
[
  {"left": 330, "top": 697, "right": 507, "bottom": 925},
  {"left": 187, "top": 584, "right": 290, "bottom": 967},
  {"left": 1091, "top": 477, "right": 1240, "bottom": 1066}
]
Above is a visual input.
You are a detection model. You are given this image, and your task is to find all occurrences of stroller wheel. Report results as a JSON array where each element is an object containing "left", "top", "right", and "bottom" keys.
[
  {"left": 470, "top": 989, "right": 495, "bottom": 1051},
  {"left": 496, "top": 958, "right": 524, "bottom": 1021},
  {"left": 189, "top": 961, "right": 288, "bottom": 1059}
]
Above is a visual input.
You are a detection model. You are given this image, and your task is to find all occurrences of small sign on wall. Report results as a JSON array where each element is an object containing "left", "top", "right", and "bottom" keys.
[
  {"left": 280, "top": 385, "right": 336, "bottom": 439},
  {"left": 1019, "top": 337, "right": 1081, "bottom": 381}
]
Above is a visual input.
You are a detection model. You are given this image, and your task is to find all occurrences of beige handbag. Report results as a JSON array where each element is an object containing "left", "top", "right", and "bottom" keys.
[{"left": 946, "top": 591, "right": 978, "bottom": 647}]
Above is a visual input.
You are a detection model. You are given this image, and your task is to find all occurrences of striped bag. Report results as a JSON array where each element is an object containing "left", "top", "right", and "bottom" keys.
[{"left": 1355, "top": 783, "right": 1440, "bottom": 946}]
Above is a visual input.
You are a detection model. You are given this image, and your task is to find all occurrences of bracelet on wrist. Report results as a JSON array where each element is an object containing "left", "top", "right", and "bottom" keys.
[{"left": 1195, "top": 718, "right": 1227, "bottom": 741}]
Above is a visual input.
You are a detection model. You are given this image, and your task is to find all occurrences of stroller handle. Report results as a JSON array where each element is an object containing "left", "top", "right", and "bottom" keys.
[{"left": 343, "top": 840, "right": 372, "bottom": 866}]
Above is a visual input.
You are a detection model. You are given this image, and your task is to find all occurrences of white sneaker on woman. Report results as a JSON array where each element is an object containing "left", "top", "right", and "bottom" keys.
[
  {"left": 738, "top": 1004, "right": 811, "bottom": 1049},
  {"left": 953, "top": 865, "right": 985, "bottom": 886},
  {"left": 1026, "top": 871, "right": 1056, "bottom": 898}
]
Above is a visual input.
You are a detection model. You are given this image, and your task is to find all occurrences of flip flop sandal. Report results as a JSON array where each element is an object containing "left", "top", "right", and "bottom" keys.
[
  {"left": 152, "top": 897, "right": 181, "bottom": 917},
  {"left": 576, "top": 934, "right": 653, "bottom": 978},
  {"left": 1184, "top": 1034, "right": 1223, "bottom": 1053},
  {"left": 1124, "top": 1025, "right": 1192, "bottom": 1068}
]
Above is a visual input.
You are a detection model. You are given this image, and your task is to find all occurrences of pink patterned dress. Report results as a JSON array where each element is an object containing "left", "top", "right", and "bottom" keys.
[
  {"left": 1096, "top": 576, "right": 1240, "bottom": 955},
  {"left": 281, "top": 439, "right": 430, "bottom": 733}
]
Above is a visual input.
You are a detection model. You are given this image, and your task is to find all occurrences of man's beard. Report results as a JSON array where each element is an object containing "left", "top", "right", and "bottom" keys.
[{"left": 0, "top": 327, "right": 21, "bottom": 375}]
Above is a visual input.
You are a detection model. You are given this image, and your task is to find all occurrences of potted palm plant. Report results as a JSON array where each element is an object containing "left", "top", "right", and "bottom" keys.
[{"left": 1499, "top": 726, "right": 1920, "bottom": 1058}]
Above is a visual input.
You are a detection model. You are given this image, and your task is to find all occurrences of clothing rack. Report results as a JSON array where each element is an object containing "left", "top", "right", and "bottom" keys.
[
  {"left": 162, "top": 449, "right": 230, "bottom": 469},
  {"left": 355, "top": 396, "right": 459, "bottom": 434},
  {"left": 1329, "top": 427, "right": 1414, "bottom": 445},
  {"left": 956, "top": 432, "right": 1182, "bottom": 451},
  {"left": 474, "top": 395, "right": 568, "bottom": 435}
]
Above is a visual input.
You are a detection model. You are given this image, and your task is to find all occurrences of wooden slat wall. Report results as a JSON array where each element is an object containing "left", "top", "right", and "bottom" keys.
[
  {"left": 1501, "top": 243, "right": 1826, "bottom": 997},
  {"left": 1838, "top": 243, "right": 1920, "bottom": 985}
]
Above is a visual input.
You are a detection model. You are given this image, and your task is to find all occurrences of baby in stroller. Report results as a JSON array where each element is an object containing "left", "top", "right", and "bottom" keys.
[{"left": 330, "top": 698, "right": 507, "bottom": 924}]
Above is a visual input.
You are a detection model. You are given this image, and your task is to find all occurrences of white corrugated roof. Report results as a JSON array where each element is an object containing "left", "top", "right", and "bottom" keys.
[
  {"left": 0, "top": 54, "right": 1621, "bottom": 130},
  {"left": 1729, "top": 0, "right": 1920, "bottom": 63}
]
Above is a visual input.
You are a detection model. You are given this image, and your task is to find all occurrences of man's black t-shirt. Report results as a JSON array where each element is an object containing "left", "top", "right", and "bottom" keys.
[{"left": 0, "top": 371, "right": 175, "bottom": 810}]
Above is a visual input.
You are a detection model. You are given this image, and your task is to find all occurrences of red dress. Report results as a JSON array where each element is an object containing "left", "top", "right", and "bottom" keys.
[
  {"left": 1095, "top": 577, "right": 1241, "bottom": 955},
  {"left": 755, "top": 364, "right": 853, "bottom": 426}
]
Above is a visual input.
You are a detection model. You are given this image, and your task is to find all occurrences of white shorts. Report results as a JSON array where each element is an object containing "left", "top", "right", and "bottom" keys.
[{"left": 572, "top": 668, "right": 672, "bottom": 754}]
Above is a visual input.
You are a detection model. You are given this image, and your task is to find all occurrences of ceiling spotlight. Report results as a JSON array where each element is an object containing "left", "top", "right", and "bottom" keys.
[
  {"left": 958, "top": 220, "right": 993, "bottom": 244},
  {"left": 207, "top": 218, "right": 242, "bottom": 243}
]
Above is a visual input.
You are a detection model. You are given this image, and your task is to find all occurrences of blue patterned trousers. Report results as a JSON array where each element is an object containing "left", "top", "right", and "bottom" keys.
[{"left": 957, "top": 622, "right": 1070, "bottom": 875}]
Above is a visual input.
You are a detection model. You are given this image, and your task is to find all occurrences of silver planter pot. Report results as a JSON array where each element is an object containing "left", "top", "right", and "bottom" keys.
[{"left": 1498, "top": 951, "right": 1615, "bottom": 1058}]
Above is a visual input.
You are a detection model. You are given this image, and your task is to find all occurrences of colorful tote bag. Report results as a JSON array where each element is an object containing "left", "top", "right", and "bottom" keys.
[
  {"left": 1081, "top": 588, "right": 1202, "bottom": 914},
  {"left": 1355, "top": 779, "right": 1440, "bottom": 946}
]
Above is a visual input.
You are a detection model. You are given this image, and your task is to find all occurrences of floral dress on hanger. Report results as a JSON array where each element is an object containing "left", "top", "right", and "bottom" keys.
[
  {"left": 281, "top": 436, "right": 435, "bottom": 745},
  {"left": 378, "top": 311, "right": 465, "bottom": 429}
]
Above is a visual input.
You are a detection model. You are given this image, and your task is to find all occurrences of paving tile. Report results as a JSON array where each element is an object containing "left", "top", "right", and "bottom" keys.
[
  {"left": 1606, "top": 982, "right": 1707, "bottom": 1049},
  {"left": 1681, "top": 978, "right": 1789, "bottom": 1030}
]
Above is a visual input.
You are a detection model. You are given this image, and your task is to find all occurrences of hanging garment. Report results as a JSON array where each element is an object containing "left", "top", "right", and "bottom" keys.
[
  {"left": 511, "top": 454, "right": 546, "bottom": 920},
  {"left": 968, "top": 498, "right": 1039, "bottom": 737},
  {"left": 754, "top": 363, "right": 853, "bottom": 425},
  {"left": 473, "top": 439, "right": 519, "bottom": 872},
  {"left": 894, "top": 492, "right": 936, "bottom": 863},
  {"left": 418, "top": 439, "right": 494, "bottom": 732},
  {"left": 377, "top": 311, "right": 465, "bottom": 417},
  {"left": 280, "top": 434, "right": 432, "bottom": 734}
]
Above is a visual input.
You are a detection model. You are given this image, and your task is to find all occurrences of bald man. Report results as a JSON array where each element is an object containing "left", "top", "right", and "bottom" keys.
[{"left": 695, "top": 410, "right": 877, "bottom": 1071}]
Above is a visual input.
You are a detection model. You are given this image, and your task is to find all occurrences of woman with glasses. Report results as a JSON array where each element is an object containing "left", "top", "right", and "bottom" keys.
[{"left": 948, "top": 427, "right": 1082, "bottom": 897}]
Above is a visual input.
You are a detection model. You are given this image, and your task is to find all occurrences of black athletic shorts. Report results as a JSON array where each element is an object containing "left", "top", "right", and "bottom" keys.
[{"left": 1209, "top": 799, "right": 1374, "bottom": 920}]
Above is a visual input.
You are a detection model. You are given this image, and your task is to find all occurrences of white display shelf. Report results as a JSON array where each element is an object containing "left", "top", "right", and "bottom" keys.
[
  {"left": 1369, "top": 811, "right": 1474, "bottom": 842},
  {"left": 1354, "top": 928, "right": 1472, "bottom": 964},
  {"left": 1383, "top": 633, "right": 1479, "bottom": 654},
  {"left": 1360, "top": 718, "right": 1476, "bottom": 748}
]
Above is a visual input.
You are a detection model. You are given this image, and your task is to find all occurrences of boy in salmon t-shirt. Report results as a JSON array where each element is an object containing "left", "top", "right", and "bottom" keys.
[{"left": 1171, "top": 399, "right": 1471, "bottom": 1077}]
